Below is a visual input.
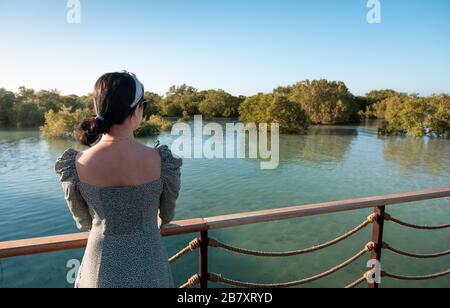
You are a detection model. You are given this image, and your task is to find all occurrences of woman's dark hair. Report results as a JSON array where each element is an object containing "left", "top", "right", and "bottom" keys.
[{"left": 78, "top": 72, "right": 143, "bottom": 146}]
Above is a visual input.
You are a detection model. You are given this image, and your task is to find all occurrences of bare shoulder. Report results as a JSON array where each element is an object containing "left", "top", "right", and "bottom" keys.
[
  {"left": 133, "top": 143, "right": 162, "bottom": 173},
  {"left": 135, "top": 144, "right": 162, "bottom": 180},
  {"left": 137, "top": 143, "right": 161, "bottom": 160},
  {"left": 74, "top": 147, "right": 93, "bottom": 164},
  {"left": 74, "top": 142, "right": 162, "bottom": 186}
]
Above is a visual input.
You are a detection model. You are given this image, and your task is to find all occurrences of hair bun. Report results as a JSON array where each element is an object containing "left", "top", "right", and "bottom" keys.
[
  {"left": 78, "top": 117, "right": 111, "bottom": 147},
  {"left": 94, "top": 117, "right": 106, "bottom": 134}
]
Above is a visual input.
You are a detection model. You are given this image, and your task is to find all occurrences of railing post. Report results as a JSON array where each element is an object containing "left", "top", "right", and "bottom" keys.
[
  {"left": 368, "top": 206, "right": 385, "bottom": 289},
  {"left": 199, "top": 230, "right": 209, "bottom": 289}
]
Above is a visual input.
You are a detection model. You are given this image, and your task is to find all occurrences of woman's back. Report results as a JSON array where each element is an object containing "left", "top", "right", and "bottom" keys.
[{"left": 54, "top": 72, "right": 182, "bottom": 288}]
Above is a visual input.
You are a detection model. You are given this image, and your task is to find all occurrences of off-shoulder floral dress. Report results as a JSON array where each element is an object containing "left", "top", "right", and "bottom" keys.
[{"left": 54, "top": 145, "right": 182, "bottom": 288}]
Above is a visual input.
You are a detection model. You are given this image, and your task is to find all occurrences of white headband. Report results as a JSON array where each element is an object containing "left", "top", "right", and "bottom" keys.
[{"left": 123, "top": 71, "right": 144, "bottom": 108}]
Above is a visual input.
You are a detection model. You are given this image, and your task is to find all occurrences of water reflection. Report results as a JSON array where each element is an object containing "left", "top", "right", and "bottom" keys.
[
  {"left": 10, "top": 121, "right": 449, "bottom": 177},
  {"left": 215, "top": 122, "right": 357, "bottom": 166},
  {"left": 45, "top": 138, "right": 79, "bottom": 155},
  {"left": 295, "top": 126, "right": 357, "bottom": 164},
  {"left": 273, "top": 126, "right": 358, "bottom": 167},
  {"left": 383, "top": 137, "right": 450, "bottom": 176}
]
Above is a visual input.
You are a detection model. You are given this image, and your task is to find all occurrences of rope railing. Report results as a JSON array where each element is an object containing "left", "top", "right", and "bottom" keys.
[
  {"left": 173, "top": 210, "right": 450, "bottom": 288},
  {"left": 381, "top": 269, "right": 450, "bottom": 281},
  {"left": 172, "top": 215, "right": 378, "bottom": 288},
  {"left": 169, "top": 238, "right": 201, "bottom": 264},
  {"left": 180, "top": 274, "right": 201, "bottom": 289},
  {"left": 385, "top": 213, "right": 450, "bottom": 230},
  {"left": 345, "top": 272, "right": 371, "bottom": 289},
  {"left": 207, "top": 214, "right": 377, "bottom": 258},
  {"left": 169, "top": 238, "right": 203, "bottom": 288},
  {"left": 206, "top": 242, "right": 375, "bottom": 288},
  {"left": 345, "top": 268, "right": 450, "bottom": 287},
  {"left": 382, "top": 242, "right": 450, "bottom": 259},
  {"left": 345, "top": 213, "right": 450, "bottom": 288}
]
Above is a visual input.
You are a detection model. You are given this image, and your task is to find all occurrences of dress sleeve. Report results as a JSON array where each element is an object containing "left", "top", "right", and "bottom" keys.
[
  {"left": 158, "top": 145, "right": 183, "bottom": 228},
  {"left": 55, "top": 149, "right": 93, "bottom": 231}
]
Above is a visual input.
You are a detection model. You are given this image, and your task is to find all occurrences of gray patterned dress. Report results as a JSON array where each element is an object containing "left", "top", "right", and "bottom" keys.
[{"left": 55, "top": 145, "right": 182, "bottom": 288}]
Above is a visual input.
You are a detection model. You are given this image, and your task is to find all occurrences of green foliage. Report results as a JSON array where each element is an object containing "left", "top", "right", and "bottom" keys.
[
  {"left": 1, "top": 86, "right": 88, "bottom": 128},
  {"left": 239, "top": 93, "right": 309, "bottom": 133},
  {"left": 288, "top": 80, "right": 359, "bottom": 125},
  {"left": 179, "top": 111, "right": 191, "bottom": 122},
  {"left": 0, "top": 88, "right": 16, "bottom": 126},
  {"left": 361, "top": 90, "right": 404, "bottom": 119},
  {"left": 379, "top": 94, "right": 450, "bottom": 138},
  {"left": 380, "top": 95, "right": 409, "bottom": 135},
  {"left": 365, "top": 89, "right": 401, "bottom": 105},
  {"left": 267, "top": 95, "right": 309, "bottom": 133},
  {"left": 149, "top": 115, "right": 172, "bottom": 131},
  {"left": 1, "top": 81, "right": 448, "bottom": 139},
  {"left": 158, "top": 84, "right": 203, "bottom": 117},
  {"left": 198, "top": 90, "right": 242, "bottom": 119},
  {"left": 135, "top": 115, "right": 173, "bottom": 137},
  {"left": 40, "top": 106, "right": 92, "bottom": 139},
  {"left": 427, "top": 95, "right": 450, "bottom": 137},
  {"left": 354, "top": 96, "right": 370, "bottom": 117},
  {"left": 10, "top": 100, "right": 43, "bottom": 128},
  {"left": 239, "top": 93, "right": 272, "bottom": 124},
  {"left": 154, "top": 84, "right": 244, "bottom": 120},
  {"left": 143, "top": 92, "right": 163, "bottom": 118},
  {"left": 365, "top": 102, "right": 387, "bottom": 119},
  {"left": 79, "top": 94, "right": 94, "bottom": 109}
]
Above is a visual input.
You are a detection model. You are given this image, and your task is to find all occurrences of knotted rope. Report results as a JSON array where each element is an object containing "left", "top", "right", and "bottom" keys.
[
  {"left": 208, "top": 214, "right": 378, "bottom": 258},
  {"left": 180, "top": 274, "right": 201, "bottom": 289},
  {"left": 208, "top": 242, "right": 375, "bottom": 288},
  {"left": 345, "top": 271, "right": 372, "bottom": 289},
  {"left": 385, "top": 213, "right": 450, "bottom": 230},
  {"left": 382, "top": 242, "right": 450, "bottom": 259},
  {"left": 169, "top": 238, "right": 201, "bottom": 264},
  {"left": 382, "top": 269, "right": 450, "bottom": 281}
]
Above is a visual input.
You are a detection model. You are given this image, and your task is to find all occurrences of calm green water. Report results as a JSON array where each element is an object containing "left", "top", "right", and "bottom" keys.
[{"left": 0, "top": 121, "right": 449, "bottom": 288}]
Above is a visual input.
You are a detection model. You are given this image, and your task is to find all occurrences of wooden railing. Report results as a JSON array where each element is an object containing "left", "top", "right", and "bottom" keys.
[{"left": 1, "top": 187, "right": 450, "bottom": 288}]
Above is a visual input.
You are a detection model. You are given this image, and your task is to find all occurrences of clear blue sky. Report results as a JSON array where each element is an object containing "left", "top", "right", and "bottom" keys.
[{"left": 1, "top": 0, "right": 449, "bottom": 96}]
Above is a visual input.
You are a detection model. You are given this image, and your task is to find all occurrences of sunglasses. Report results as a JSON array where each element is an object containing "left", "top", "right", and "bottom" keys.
[{"left": 138, "top": 100, "right": 148, "bottom": 111}]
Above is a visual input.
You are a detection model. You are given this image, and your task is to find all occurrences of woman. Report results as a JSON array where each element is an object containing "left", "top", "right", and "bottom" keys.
[{"left": 55, "top": 71, "right": 182, "bottom": 288}]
